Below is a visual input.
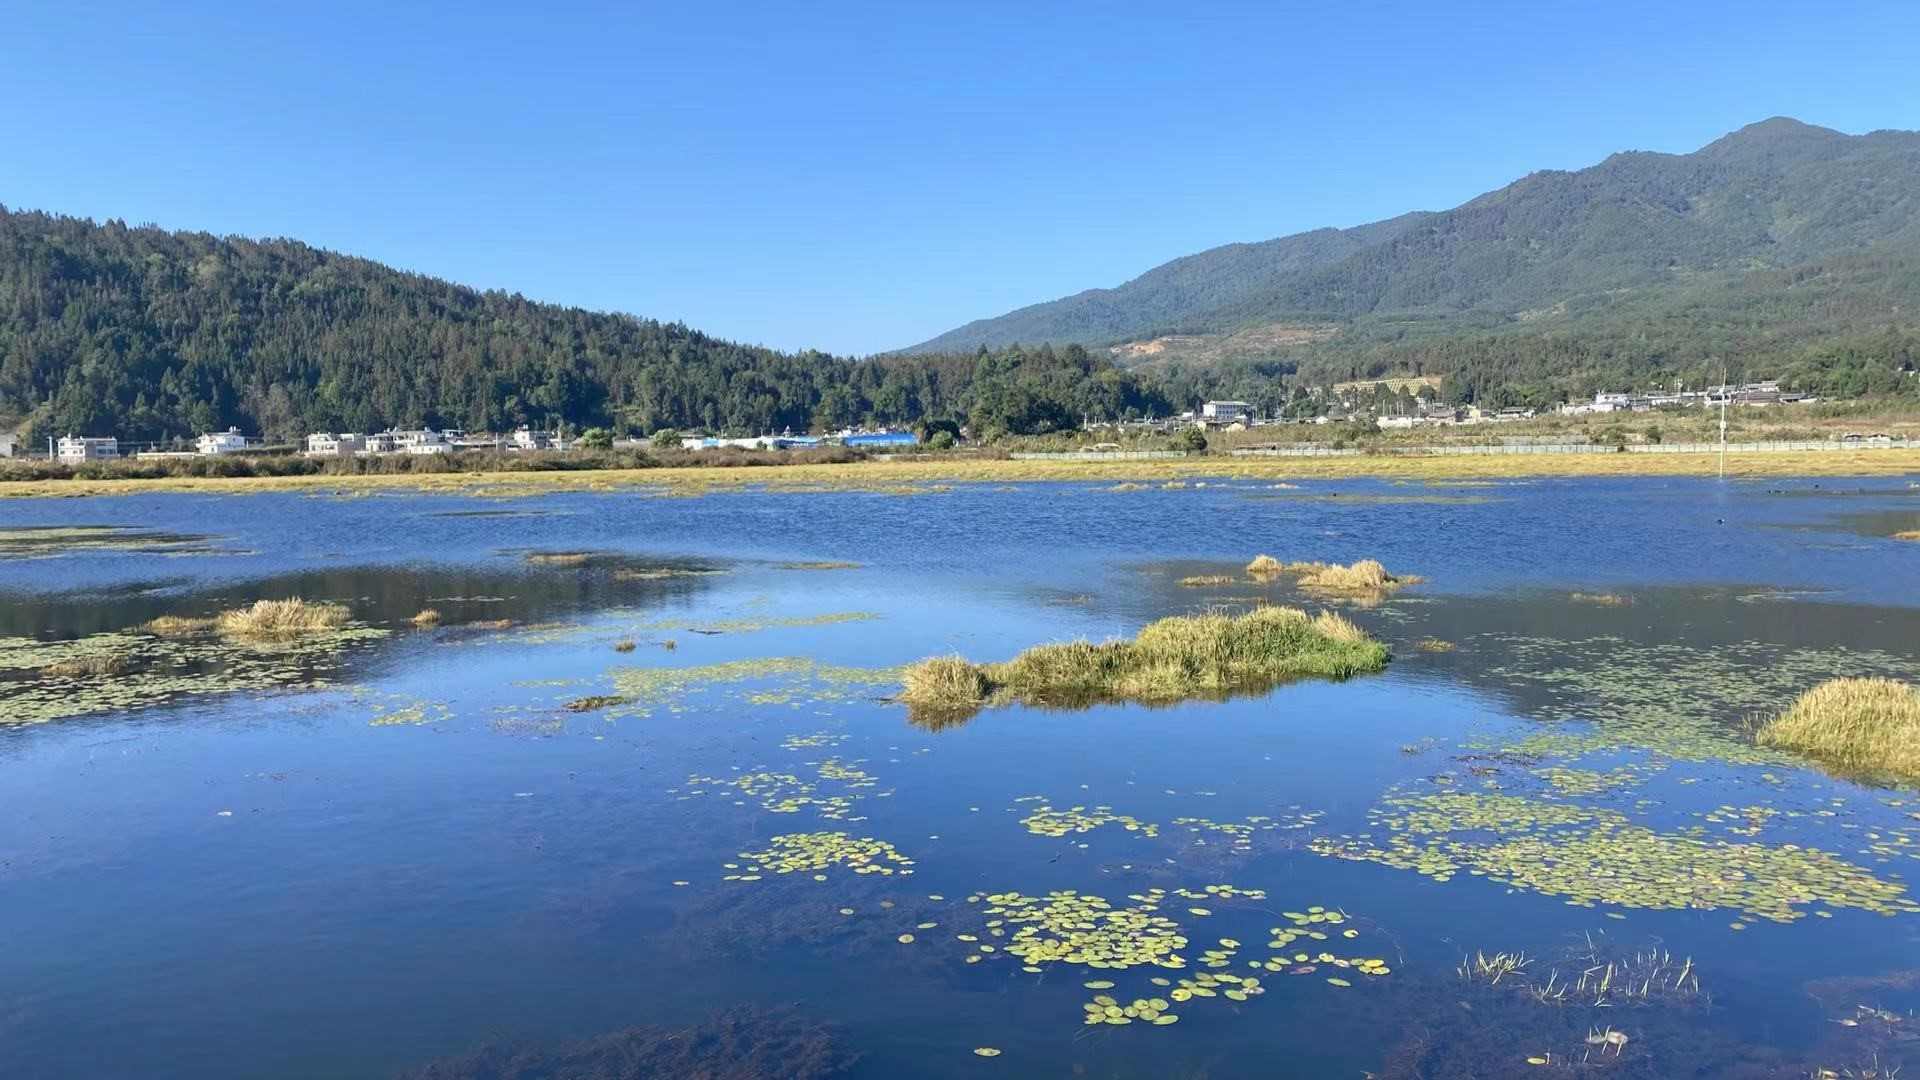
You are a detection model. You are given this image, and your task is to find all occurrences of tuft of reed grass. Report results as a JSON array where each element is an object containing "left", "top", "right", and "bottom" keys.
[
  {"left": 1893, "top": 530, "right": 1920, "bottom": 542},
  {"left": 142, "top": 615, "right": 214, "bottom": 637},
  {"left": 409, "top": 608, "right": 442, "bottom": 627},
  {"left": 1756, "top": 677, "right": 1920, "bottom": 779},
  {"left": 214, "top": 598, "right": 351, "bottom": 641},
  {"left": 1177, "top": 574, "right": 1239, "bottom": 587},
  {"left": 612, "top": 639, "right": 637, "bottom": 653},
  {"left": 898, "top": 604, "right": 1386, "bottom": 719},
  {"left": 1415, "top": 637, "right": 1458, "bottom": 653},
  {"left": 1245, "top": 554, "right": 1422, "bottom": 594}
]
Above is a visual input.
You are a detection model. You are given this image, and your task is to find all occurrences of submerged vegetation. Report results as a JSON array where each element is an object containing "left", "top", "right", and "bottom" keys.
[
  {"left": 897, "top": 605, "right": 1387, "bottom": 719},
  {"left": 1758, "top": 678, "right": 1920, "bottom": 779}
]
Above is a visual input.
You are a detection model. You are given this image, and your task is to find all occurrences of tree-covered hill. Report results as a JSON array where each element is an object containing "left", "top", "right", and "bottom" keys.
[
  {"left": 901, "top": 118, "right": 1920, "bottom": 397},
  {"left": 0, "top": 207, "right": 1178, "bottom": 442}
]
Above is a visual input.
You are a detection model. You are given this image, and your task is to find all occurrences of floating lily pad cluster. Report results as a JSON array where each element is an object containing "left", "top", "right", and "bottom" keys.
[
  {"left": 1311, "top": 789, "right": 1919, "bottom": 921},
  {"left": 1479, "top": 634, "right": 1918, "bottom": 764},
  {"left": 727, "top": 831, "right": 914, "bottom": 879},
  {"left": 0, "top": 625, "right": 387, "bottom": 727},
  {"left": 1533, "top": 765, "right": 1661, "bottom": 797},
  {"left": 679, "top": 771, "right": 858, "bottom": 819},
  {"left": 1018, "top": 802, "right": 1160, "bottom": 839},
  {"left": 978, "top": 889, "right": 1190, "bottom": 971},
  {"left": 781, "top": 731, "right": 848, "bottom": 751},
  {"left": 1170, "top": 811, "right": 1325, "bottom": 852},
  {"left": 1012, "top": 796, "right": 1322, "bottom": 854}
]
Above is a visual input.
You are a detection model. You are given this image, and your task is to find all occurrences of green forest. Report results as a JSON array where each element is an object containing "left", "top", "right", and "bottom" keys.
[
  {"left": 0, "top": 206, "right": 1192, "bottom": 444},
  {"left": 2, "top": 190, "right": 1916, "bottom": 448}
]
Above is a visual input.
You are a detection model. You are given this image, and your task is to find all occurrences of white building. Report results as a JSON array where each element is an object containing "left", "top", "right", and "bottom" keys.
[
  {"left": 196, "top": 427, "right": 248, "bottom": 455},
  {"left": 1202, "top": 401, "right": 1255, "bottom": 424},
  {"left": 512, "top": 427, "right": 557, "bottom": 451},
  {"left": 0, "top": 433, "right": 16, "bottom": 458},
  {"left": 362, "top": 432, "right": 400, "bottom": 455},
  {"left": 58, "top": 435, "right": 119, "bottom": 463},
  {"left": 399, "top": 430, "right": 452, "bottom": 455},
  {"left": 304, "top": 433, "right": 367, "bottom": 457}
]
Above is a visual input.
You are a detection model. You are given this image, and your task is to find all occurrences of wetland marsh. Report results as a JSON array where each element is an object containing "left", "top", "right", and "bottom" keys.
[{"left": 3, "top": 475, "right": 1920, "bottom": 1078}]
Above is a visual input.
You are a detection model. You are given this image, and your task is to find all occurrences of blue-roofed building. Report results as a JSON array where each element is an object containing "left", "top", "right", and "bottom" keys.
[{"left": 842, "top": 431, "right": 918, "bottom": 448}]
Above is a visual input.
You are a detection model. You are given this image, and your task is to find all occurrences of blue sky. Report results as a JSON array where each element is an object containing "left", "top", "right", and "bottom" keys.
[{"left": 4, "top": 2, "right": 1917, "bottom": 355}]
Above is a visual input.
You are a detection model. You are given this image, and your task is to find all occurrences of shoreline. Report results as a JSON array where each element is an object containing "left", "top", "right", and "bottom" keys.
[{"left": 2, "top": 449, "right": 1918, "bottom": 499}]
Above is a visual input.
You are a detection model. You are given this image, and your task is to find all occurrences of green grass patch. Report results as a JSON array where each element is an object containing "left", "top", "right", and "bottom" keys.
[
  {"left": 1757, "top": 677, "right": 1920, "bottom": 780},
  {"left": 899, "top": 606, "right": 1387, "bottom": 721}
]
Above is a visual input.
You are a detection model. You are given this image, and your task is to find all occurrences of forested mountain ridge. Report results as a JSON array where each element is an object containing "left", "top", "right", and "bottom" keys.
[
  {"left": 0, "top": 206, "right": 1181, "bottom": 442},
  {"left": 902, "top": 118, "right": 1920, "bottom": 364}
]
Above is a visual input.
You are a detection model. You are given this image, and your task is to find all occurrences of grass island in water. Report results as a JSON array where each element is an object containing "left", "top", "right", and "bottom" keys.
[
  {"left": 1758, "top": 677, "right": 1920, "bottom": 780},
  {"left": 898, "top": 605, "right": 1387, "bottom": 720}
]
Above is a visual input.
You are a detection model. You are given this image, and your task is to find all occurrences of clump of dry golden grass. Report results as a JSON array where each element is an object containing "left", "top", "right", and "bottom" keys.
[
  {"left": 1245, "top": 555, "right": 1422, "bottom": 594},
  {"left": 1415, "top": 637, "right": 1458, "bottom": 653},
  {"left": 409, "top": 608, "right": 442, "bottom": 627},
  {"left": 1893, "top": 530, "right": 1920, "bottom": 542},
  {"left": 612, "top": 639, "right": 637, "bottom": 653},
  {"left": 142, "top": 615, "right": 214, "bottom": 637},
  {"left": 898, "top": 605, "right": 1387, "bottom": 719},
  {"left": 1178, "top": 574, "right": 1239, "bottom": 587},
  {"left": 1757, "top": 678, "right": 1920, "bottom": 779},
  {"left": 214, "top": 598, "right": 351, "bottom": 641}
]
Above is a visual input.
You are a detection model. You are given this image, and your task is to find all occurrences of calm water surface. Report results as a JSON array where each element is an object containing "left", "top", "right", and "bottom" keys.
[{"left": 3, "top": 476, "right": 1920, "bottom": 1078}]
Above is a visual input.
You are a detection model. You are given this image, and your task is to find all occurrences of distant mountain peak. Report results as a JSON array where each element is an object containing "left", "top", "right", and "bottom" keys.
[{"left": 899, "top": 118, "right": 1917, "bottom": 356}]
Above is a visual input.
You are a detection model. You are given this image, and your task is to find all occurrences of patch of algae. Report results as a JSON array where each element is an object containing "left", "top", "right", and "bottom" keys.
[
  {"left": 0, "top": 625, "right": 388, "bottom": 726},
  {"left": 1310, "top": 788, "right": 1918, "bottom": 922}
]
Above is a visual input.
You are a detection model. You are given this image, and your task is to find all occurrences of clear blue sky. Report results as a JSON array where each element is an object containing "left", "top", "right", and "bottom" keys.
[{"left": 4, "top": 2, "right": 1917, "bottom": 355}]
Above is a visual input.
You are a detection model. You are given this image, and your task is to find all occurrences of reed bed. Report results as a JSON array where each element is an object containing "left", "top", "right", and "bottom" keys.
[
  {"left": 1246, "top": 556, "right": 1421, "bottom": 594},
  {"left": 142, "top": 615, "right": 215, "bottom": 637},
  {"left": 409, "top": 608, "right": 443, "bottom": 627},
  {"left": 1757, "top": 677, "right": 1920, "bottom": 778},
  {"left": 213, "top": 598, "right": 351, "bottom": 641},
  {"left": 898, "top": 605, "right": 1387, "bottom": 718}
]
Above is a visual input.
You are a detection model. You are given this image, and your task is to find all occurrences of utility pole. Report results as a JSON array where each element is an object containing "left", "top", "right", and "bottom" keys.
[{"left": 1718, "top": 365, "right": 1728, "bottom": 479}]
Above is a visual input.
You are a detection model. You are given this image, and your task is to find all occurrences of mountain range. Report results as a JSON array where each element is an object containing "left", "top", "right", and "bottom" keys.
[{"left": 902, "top": 118, "right": 1920, "bottom": 390}]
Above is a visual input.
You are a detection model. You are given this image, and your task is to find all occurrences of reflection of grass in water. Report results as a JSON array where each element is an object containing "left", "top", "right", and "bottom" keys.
[
  {"left": 1758, "top": 678, "right": 1920, "bottom": 781},
  {"left": 1311, "top": 787, "right": 1918, "bottom": 921},
  {"left": 0, "top": 524, "right": 225, "bottom": 558},
  {"left": 1477, "top": 633, "right": 1919, "bottom": 764},
  {"left": 395, "top": 1006, "right": 857, "bottom": 1080},
  {"left": 898, "top": 606, "right": 1386, "bottom": 723}
]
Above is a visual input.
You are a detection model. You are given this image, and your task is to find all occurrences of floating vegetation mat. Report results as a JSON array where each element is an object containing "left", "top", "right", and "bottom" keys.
[
  {"left": 1475, "top": 633, "right": 1920, "bottom": 764},
  {"left": 678, "top": 755, "right": 886, "bottom": 821},
  {"left": 0, "top": 524, "right": 232, "bottom": 559},
  {"left": 1310, "top": 788, "right": 1919, "bottom": 922},
  {"left": 726, "top": 831, "right": 915, "bottom": 878},
  {"left": 897, "top": 605, "right": 1387, "bottom": 723},
  {"left": 635, "top": 611, "right": 880, "bottom": 635},
  {"left": 607, "top": 657, "right": 902, "bottom": 717},
  {"left": 0, "top": 625, "right": 388, "bottom": 726},
  {"left": 1013, "top": 795, "right": 1324, "bottom": 855}
]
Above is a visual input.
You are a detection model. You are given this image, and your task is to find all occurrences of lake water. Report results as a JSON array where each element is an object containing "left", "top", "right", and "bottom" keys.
[{"left": 3, "top": 475, "right": 1920, "bottom": 1078}]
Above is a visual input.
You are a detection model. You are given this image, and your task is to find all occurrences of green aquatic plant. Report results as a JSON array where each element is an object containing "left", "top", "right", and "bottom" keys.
[
  {"left": 729, "top": 831, "right": 915, "bottom": 877},
  {"left": 1414, "top": 637, "right": 1457, "bottom": 652},
  {"left": 896, "top": 605, "right": 1387, "bottom": 719},
  {"left": 1311, "top": 788, "right": 1919, "bottom": 922},
  {"left": 214, "top": 598, "right": 351, "bottom": 641},
  {"left": 608, "top": 657, "right": 902, "bottom": 717},
  {"left": 1757, "top": 678, "right": 1920, "bottom": 780}
]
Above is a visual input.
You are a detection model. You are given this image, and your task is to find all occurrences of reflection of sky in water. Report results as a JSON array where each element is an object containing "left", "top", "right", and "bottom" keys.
[{"left": 0, "top": 479, "right": 1918, "bottom": 1077}]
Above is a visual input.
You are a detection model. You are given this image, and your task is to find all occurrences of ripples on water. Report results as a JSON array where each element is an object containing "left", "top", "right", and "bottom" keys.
[{"left": 1, "top": 476, "right": 1919, "bottom": 1078}]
